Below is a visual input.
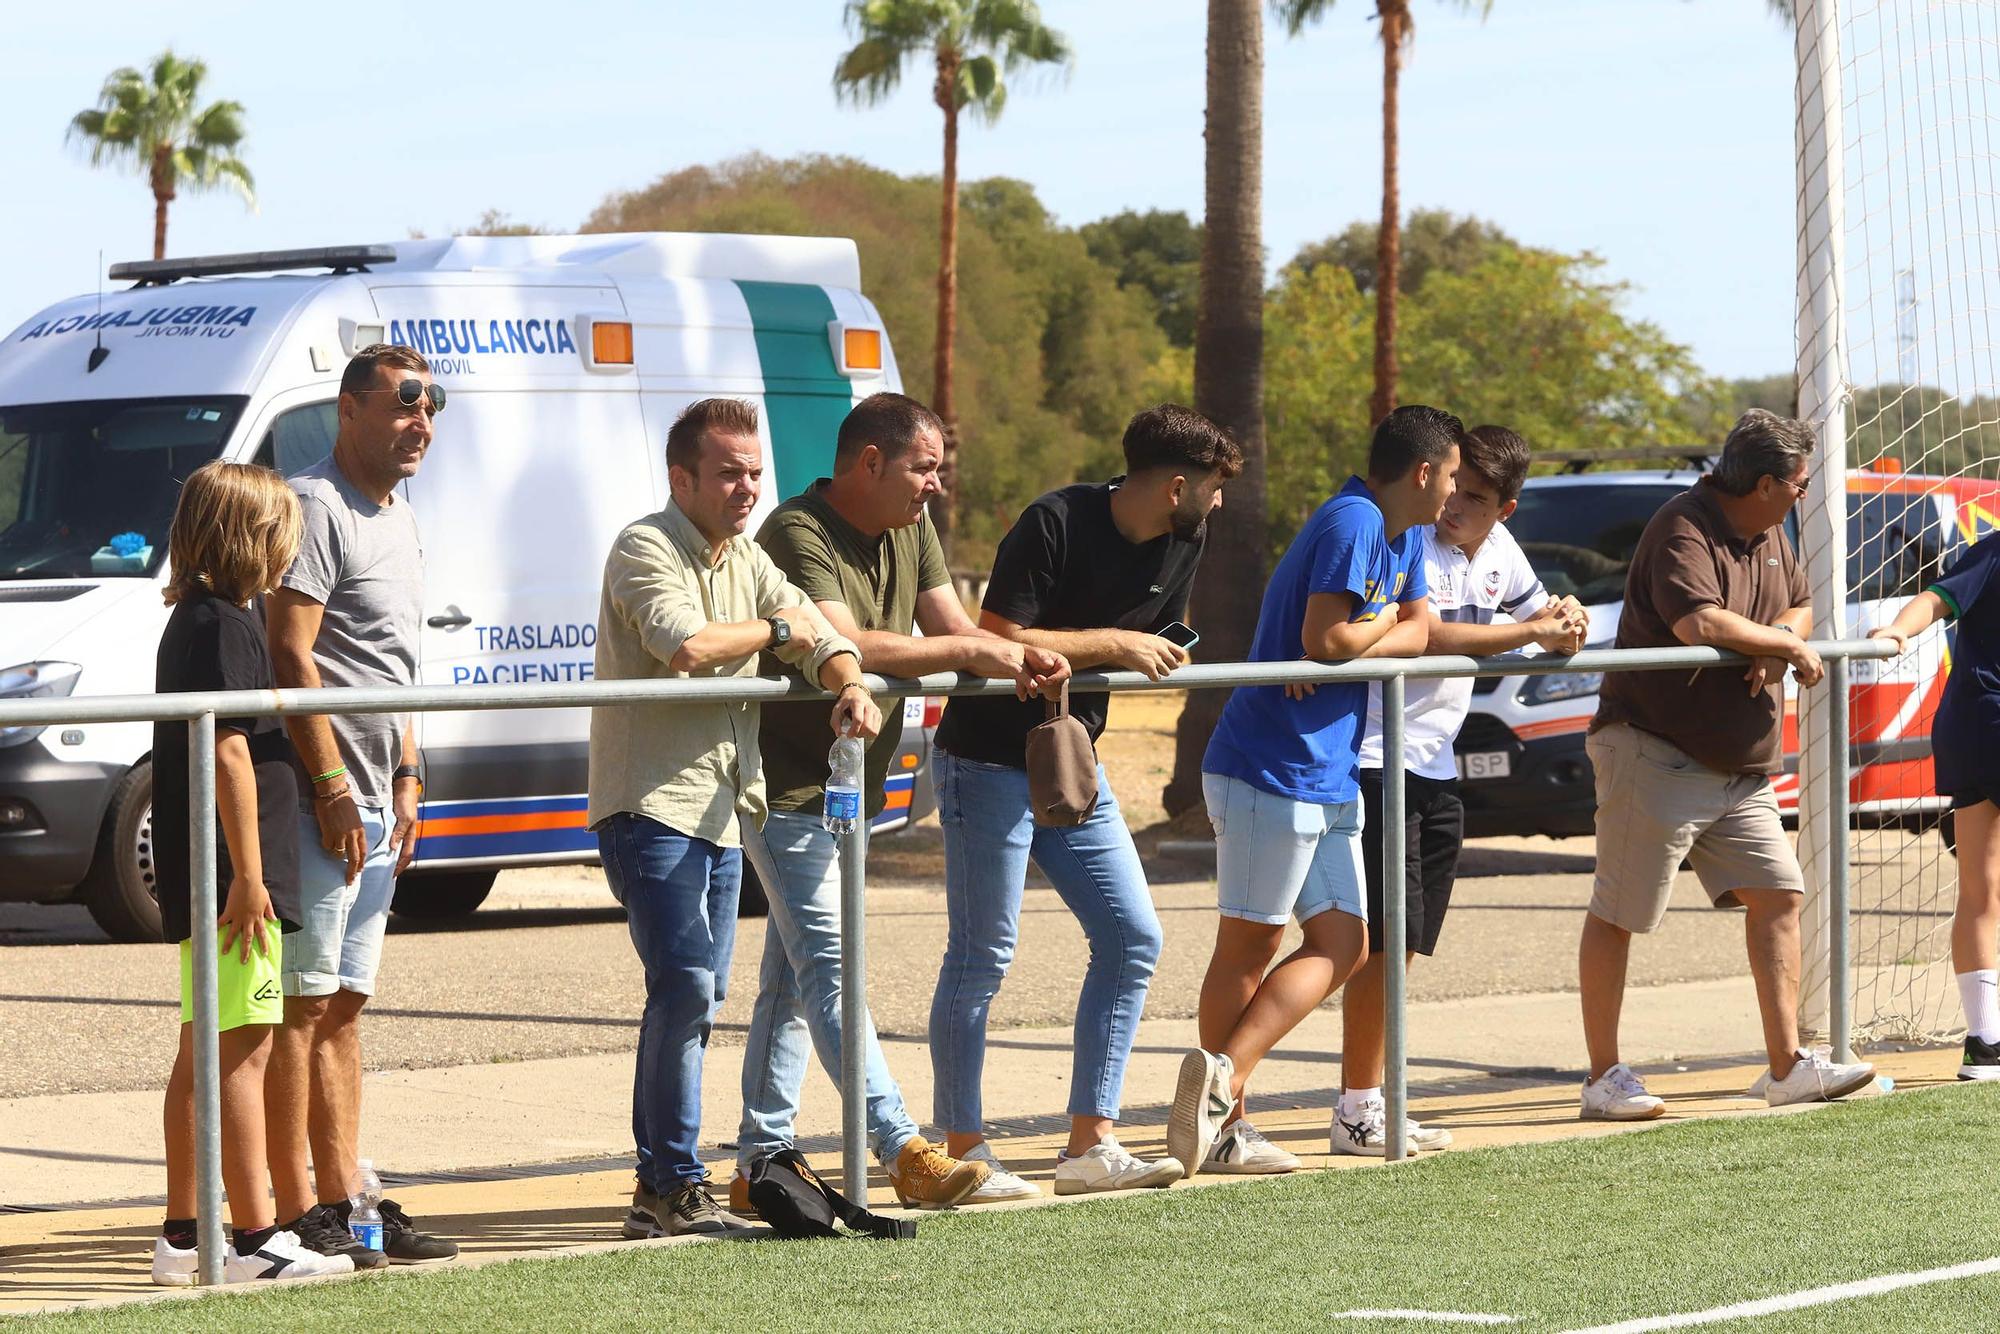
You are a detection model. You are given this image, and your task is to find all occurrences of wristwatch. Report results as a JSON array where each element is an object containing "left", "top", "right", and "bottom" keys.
[
  {"left": 393, "top": 764, "right": 424, "bottom": 790},
  {"left": 766, "top": 615, "right": 792, "bottom": 648}
]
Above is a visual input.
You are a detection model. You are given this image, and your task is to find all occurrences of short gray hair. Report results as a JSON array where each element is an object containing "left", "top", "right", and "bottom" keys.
[{"left": 1712, "top": 409, "right": 1816, "bottom": 496}]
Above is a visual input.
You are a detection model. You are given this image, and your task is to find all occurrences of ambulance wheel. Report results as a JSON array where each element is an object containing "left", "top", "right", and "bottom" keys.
[
  {"left": 391, "top": 868, "right": 496, "bottom": 919},
  {"left": 738, "top": 860, "right": 768, "bottom": 918},
  {"left": 80, "top": 760, "right": 165, "bottom": 943}
]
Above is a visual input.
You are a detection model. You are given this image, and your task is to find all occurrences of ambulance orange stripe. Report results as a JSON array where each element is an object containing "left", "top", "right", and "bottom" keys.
[
  {"left": 417, "top": 810, "right": 588, "bottom": 838},
  {"left": 1513, "top": 716, "right": 1591, "bottom": 741}
]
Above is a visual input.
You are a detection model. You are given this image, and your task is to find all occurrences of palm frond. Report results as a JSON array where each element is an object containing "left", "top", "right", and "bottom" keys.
[{"left": 832, "top": 34, "right": 910, "bottom": 105}]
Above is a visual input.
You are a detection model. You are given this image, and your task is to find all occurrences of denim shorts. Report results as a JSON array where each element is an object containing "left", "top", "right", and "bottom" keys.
[
  {"left": 1203, "top": 772, "right": 1367, "bottom": 926},
  {"left": 285, "top": 805, "right": 397, "bottom": 997}
]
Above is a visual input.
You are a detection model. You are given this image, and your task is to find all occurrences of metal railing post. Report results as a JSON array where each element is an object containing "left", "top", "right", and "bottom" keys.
[
  {"left": 1826, "top": 655, "right": 1853, "bottom": 1064},
  {"left": 1382, "top": 674, "right": 1409, "bottom": 1163},
  {"left": 188, "top": 712, "right": 225, "bottom": 1285},
  {"left": 838, "top": 818, "right": 870, "bottom": 1198}
]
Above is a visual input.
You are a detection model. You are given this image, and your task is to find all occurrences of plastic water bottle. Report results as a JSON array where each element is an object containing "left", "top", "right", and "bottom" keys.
[
  {"left": 823, "top": 732, "right": 865, "bottom": 835},
  {"left": 348, "top": 1159, "right": 385, "bottom": 1253}
]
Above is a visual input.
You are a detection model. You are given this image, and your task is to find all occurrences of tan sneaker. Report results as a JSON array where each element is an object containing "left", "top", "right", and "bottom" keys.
[
  {"left": 726, "top": 1172, "right": 758, "bottom": 1220},
  {"left": 887, "top": 1136, "right": 991, "bottom": 1209}
]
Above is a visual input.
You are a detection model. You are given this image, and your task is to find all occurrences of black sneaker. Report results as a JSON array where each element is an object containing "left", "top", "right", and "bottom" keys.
[
  {"left": 623, "top": 1178, "right": 663, "bottom": 1240},
  {"left": 1961, "top": 1033, "right": 2000, "bottom": 1082},
  {"left": 291, "top": 1203, "right": 388, "bottom": 1270},
  {"left": 376, "top": 1198, "right": 459, "bottom": 1264}
]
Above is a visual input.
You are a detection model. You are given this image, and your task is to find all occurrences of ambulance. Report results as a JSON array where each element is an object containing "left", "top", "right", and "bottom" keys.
[
  {"left": 1453, "top": 458, "right": 1998, "bottom": 839},
  {"left": 0, "top": 234, "right": 940, "bottom": 939}
]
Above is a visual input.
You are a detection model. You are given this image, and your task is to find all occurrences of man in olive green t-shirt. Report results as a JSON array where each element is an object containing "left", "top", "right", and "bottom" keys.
[{"left": 736, "top": 392, "right": 1069, "bottom": 1210}]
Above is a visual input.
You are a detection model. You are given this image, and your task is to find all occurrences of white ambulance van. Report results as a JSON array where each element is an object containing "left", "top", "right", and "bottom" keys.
[{"left": 0, "top": 234, "right": 938, "bottom": 940}]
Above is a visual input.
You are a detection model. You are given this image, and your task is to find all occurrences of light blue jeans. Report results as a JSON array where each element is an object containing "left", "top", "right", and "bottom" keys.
[
  {"left": 287, "top": 806, "right": 396, "bottom": 997},
  {"left": 929, "top": 748, "right": 1163, "bottom": 1131},
  {"left": 597, "top": 812, "right": 740, "bottom": 1190},
  {"left": 736, "top": 809, "right": 919, "bottom": 1170}
]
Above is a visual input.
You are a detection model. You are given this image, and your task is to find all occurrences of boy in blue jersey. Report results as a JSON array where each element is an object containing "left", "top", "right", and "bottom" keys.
[{"left": 1166, "top": 405, "right": 1462, "bottom": 1177}]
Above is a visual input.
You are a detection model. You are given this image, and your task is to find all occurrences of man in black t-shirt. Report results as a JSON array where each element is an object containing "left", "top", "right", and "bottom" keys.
[{"left": 929, "top": 404, "right": 1242, "bottom": 1196}]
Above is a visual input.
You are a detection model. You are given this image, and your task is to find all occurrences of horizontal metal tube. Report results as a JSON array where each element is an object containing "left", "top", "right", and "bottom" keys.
[{"left": 0, "top": 639, "right": 1899, "bottom": 726}]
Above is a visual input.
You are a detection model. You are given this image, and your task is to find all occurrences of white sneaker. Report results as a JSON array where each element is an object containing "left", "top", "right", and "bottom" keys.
[
  {"left": 1764, "top": 1048, "right": 1876, "bottom": 1107},
  {"left": 1330, "top": 1096, "right": 1416, "bottom": 1157},
  {"left": 1580, "top": 1063, "right": 1666, "bottom": 1121},
  {"left": 1052, "top": 1138, "right": 1183, "bottom": 1195},
  {"left": 150, "top": 1235, "right": 198, "bottom": 1287},
  {"left": 224, "top": 1230, "right": 355, "bottom": 1283},
  {"left": 1204, "top": 1119, "right": 1300, "bottom": 1174},
  {"left": 1166, "top": 1048, "right": 1234, "bottom": 1180},
  {"left": 959, "top": 1142, "right": 1043, "bottom": 1203}
]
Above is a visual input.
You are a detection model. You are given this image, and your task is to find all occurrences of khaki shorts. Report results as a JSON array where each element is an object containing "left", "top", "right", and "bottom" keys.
[{"left": 1586, "top": 723, "right": 1804, "bottom": 933}]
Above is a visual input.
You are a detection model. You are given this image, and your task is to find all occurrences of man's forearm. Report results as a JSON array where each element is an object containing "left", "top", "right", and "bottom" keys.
[
  {"left": 1361, "top": 616, "right": 1429, "bottom": 660},
  {"left": 849, "top": 629, "right": 993, "bottom": 677},
  {"left": 1679, "top": 606, "right": 1807, "bottom": 658},
  {"left": 272, "top": 650, "right": 344, "bottom": 779},
  {"left": 814, "top": 649, "right": 865, "bottom": 693},
  {"left": 1428, "top": 619, "right": 1543, "bottom": 656},
  {"left": 671, "top": 620, "right": 772, "bottom": 672},
  {"left": 1006, "top": 626, "right": 1123, "bottom": 669}
]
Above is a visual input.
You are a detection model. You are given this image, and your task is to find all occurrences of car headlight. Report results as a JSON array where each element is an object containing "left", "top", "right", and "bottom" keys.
[
  {"left": 0, "top": 662, "right": 82, "bottom": 748},
  {"left": 1515, "top": 642, "right": 1609, "bottom": 707}
]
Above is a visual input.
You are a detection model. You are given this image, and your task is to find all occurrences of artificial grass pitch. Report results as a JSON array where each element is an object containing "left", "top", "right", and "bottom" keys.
[{"left": 31, "top": 1085, "right": 2000, "bottom": 1333}]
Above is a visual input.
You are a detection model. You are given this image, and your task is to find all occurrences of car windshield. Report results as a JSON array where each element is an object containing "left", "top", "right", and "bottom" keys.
[
  {"left": 1509, "top": 482, "right": 1689, "bottom": 606},
  {"left": 0, "top": 397, "right": 245, "bottom": 579}
]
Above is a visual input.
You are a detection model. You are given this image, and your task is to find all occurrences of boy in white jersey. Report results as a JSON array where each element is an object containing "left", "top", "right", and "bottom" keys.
[{"left": 1336, "top": 425, "right": 1587, "bottom": 1155}]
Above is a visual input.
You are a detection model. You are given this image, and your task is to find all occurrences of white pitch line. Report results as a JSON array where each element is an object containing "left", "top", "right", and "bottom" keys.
[
  {"left": 1562, "top": 1256, "right": 2000, "bottom": 1333},
  {"left": 1331, "top": 1313, "right": 1517, "bottom": 1326}
]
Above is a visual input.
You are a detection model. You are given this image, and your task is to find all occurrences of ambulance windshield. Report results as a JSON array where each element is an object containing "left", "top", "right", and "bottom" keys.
[{"left": 0, "top": 397, "right": 245, "bottom": 579}]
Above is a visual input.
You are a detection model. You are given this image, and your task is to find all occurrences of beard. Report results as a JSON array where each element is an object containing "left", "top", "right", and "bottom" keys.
[{"left": 1169, "top": 508, "right": 1208, "bottom": 543}]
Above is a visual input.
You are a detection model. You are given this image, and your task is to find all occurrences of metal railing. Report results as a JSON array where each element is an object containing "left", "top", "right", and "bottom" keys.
[{"left": 0, "top": 638, "right": 1896, "bottom": 1282}]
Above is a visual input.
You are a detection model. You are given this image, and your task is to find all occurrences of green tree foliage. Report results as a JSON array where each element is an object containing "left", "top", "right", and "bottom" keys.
[
  {"left": 585, "top": 155, "right": 1165, "bottom": 566},
  {"left": 1079, "top": 209, "right": 1204, "bottom": 348},
  {"left": 68, "top": 51, "right": 253, "bottom": 261},
  {"left": 1285, "top": 208, "right": 1514, "bottom": 295},
  {"left": 1848, "top": 383, "right": 2000, "bottom": 478},
  {"left": 1265, "top": 241, "right": 1726, "bottom": 551}
]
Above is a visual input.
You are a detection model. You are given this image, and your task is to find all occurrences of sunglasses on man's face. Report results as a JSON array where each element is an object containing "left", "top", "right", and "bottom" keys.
[{"left": 353, "top": 379, "right": 446, "bottom": 415}]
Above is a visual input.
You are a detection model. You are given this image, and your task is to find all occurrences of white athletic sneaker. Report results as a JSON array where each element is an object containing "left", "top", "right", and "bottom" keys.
[
  {"left": 959, "top": 1142, "right": 1043, "bottom": 1203},
  {"left": 1052, "top": 1138, "right": 1183, "bottom": 1196},
  {"left": 1579, "top": 1063, "right": 1666, "bottom": 1121},
  {"left": 225, "top": 1229, "right": 355, "bottom": 1283},
  {"left": 1764, "top": 1048, "right": 1876, "bottom": 1107},
  {"left": 1204, "top": 1119, "right": 1301, "bottom": 1174},
  {"left": 1328, "top": 1096, "right": 1449, "bottom": 1156},
  {"left": 1166, "top": 1048, "right": 1234, "bottom": 1180},
  {"left": 150, "top": 1235, "right": 198, "bottom": 1287}
]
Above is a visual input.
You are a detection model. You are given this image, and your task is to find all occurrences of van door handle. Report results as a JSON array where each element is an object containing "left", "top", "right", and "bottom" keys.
[{"left": 427, "top": 605, "right": 471, "bottom": 630}]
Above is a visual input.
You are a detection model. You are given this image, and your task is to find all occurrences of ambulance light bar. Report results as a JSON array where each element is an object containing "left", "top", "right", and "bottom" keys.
[{"left": 109, "top": 245, "right": 398, "bottom": 286}]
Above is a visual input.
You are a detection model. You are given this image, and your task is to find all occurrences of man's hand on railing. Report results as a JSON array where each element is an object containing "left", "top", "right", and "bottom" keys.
[
  {"left": 1108, "top": 630, "right": 1188, "bottom": 681},
  {"left": 1751, "top": 635, "right": 1825, "bottom": 691},
  {"left": 1529, "top": 597, "right": 1589, "bottom": 655},
  {"left": 1866, "top": 624, "right": 1909, "bottom": 655}
]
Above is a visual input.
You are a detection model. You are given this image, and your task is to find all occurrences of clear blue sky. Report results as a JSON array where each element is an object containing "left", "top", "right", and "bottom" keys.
[{"left": 3, "top": 0, "right": 1797, "bottom": 379}]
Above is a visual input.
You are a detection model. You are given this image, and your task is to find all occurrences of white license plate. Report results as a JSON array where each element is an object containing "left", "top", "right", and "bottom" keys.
[
  {"left": 1458, "top": 750, "right": 1512, "bottom": 780},
  {"left": 903, "top": 696, "right": 926, "bottom": 726}
]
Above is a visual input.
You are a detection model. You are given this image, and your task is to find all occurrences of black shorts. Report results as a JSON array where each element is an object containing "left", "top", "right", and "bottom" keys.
[{"left": 1359, "top": 768, "right": 1465, "bottom": 957}]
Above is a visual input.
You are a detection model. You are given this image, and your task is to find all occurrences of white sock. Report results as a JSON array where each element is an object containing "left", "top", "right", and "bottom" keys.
[
  {"left": 1339, "top": 1086, "right": 1382, "bottom": 1117},
  {"left": 1959, "top": 969, "right": 2000, "bottom": 1042}
]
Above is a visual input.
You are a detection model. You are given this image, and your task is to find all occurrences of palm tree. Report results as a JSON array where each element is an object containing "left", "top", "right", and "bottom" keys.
[
  {"left": 1165, "top": 0, "right": 1271, "bottom": 817},
  {"left": 68, "top": 52, "right": 254, "bottom": 261},
  {"left": 1276, "top": 1, "right": 1489, "bottom": 426},
  {"left": 833, "top": 0, "right": 1070, "bottom": 553}
]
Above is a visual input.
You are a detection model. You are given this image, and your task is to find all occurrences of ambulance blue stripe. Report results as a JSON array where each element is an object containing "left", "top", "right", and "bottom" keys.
[{"left": 415, "top": 827, "right": 598, "bottom": 861}]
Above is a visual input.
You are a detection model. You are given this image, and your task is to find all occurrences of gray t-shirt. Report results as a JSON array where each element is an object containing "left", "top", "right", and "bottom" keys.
[{"left": 281, "top": 455, "right": 424, "bottom": 807}]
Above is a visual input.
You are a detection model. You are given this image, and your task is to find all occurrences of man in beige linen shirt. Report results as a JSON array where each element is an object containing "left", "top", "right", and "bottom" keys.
[{"left": 588, "top": 398, "right": 879, "bottom": 1238}]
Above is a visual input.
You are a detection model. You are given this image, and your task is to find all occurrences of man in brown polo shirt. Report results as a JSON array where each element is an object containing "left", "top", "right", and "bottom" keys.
[{"left": 1578, "top": 409, "right": 1874, "bottom": 1119}]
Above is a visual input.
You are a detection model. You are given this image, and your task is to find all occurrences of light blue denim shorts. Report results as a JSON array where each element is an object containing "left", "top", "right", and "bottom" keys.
[
  {"left": 1203, "top": 772, "right": 1367, "bottom": 926},
  {"left": 284, "top": 805, "right": 397, "bottom": 997}
]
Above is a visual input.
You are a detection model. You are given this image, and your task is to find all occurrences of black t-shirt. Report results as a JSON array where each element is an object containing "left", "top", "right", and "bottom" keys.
[
  {"left": 153, "top": 594, "right": 302, "bottom": 944},
  {"left": 935, "top": 480, "right": 1203, "bottom": 769}
]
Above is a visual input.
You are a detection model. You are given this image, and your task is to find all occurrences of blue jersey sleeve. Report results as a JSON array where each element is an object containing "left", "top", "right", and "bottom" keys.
[
  {"left": 1931, "top": 534, "right": 2000, "bottom": 621},
  {"left": 1305, "top": 501, "right": 1379, "bottom": 608}
]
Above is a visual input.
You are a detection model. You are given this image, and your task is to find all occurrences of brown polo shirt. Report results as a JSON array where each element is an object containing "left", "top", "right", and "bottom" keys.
[{"left": 1589, "top": 477, "right": 1809, "bottom": 775}]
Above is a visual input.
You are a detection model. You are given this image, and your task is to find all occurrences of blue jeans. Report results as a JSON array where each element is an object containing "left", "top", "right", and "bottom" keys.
[
  {"left": 929, "top": 748, "right": 1163, "bottom": 1131},
  {"left": 736, "top": 810, "right": 920, "bottom": 1170},
  {"left": 287, "top": 805, "right": 396, "bottom": 997},
  {"left": 597, "top": 813, "right": 741, "bottom": 1190}
]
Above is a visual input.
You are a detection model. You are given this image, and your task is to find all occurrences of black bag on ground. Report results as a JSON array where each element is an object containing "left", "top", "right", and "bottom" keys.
[{"left": 745, "top": 1148, "right": 916, "bottom": 1241}]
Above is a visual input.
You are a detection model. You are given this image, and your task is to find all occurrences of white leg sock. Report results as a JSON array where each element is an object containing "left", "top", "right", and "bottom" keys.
[
  {"left": 1959, "top": 969, "right": 2000, "bottom": 1042},
  {"left": 1339, "top": 1086, "right": 1382, "bottom": 1117}
]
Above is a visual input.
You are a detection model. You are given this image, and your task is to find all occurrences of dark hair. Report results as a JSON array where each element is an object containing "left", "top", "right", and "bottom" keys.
[
  {"left": 667, "top": 397, "right": 760, "bottom": 474},
  {"left": 1462, "top": 424, "right": 1532, "bottom": 502},
  {"left": 835, "top": 392, "right": 944, "bottom": 470},
  {"left": 339, "top": 343, "right": 430, "bottom": 396},
  {"left": 1712, "top": 408, "right": 1816, "bottom": 496},
  {"left": 1368, "top": 404, "right": 1466, "bottom": 482},
  {"left": 1120, "top": 404, "right": 1244, "bottom": 479}
]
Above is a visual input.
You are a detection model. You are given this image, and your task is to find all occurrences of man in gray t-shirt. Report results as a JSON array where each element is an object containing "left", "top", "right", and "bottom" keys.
[{"left": 265, "top": 344, "right": 455, "bottom": 1266}]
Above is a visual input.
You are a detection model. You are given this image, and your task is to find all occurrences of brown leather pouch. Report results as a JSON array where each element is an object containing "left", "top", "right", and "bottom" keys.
[{"left": 1025, "top": 680, "right": 1100, "bottom": 828}]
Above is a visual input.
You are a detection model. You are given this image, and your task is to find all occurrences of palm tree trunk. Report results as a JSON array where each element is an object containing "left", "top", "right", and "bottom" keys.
[
  {"left": 1165, "top": 0, "right": 1269, "bottom": 818},
  {"left": 1370, "top": 0, "right": 1406, "bottom": 426},
  {"left": 150, "top": 144, "right": 175, "bottom": 261},
  {"left": 931, "top": 46, "right": 963, "bottom": 558}
]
